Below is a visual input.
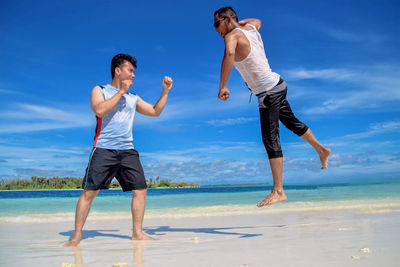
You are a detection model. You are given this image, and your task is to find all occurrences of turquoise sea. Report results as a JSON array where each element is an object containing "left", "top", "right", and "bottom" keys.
[{"left": 1, "top": 178, "right": 399, "bottom": 223}]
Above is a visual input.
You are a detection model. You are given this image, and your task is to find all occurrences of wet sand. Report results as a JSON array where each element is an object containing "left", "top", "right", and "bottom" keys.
[{"left": 0, "top": 205, "right": 399, "bottom": 267}]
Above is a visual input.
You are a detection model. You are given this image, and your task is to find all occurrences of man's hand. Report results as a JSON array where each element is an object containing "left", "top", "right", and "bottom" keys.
[
  {"left": 120, "top": 79, "right": 132, "bottom": 94},
  {"left": 136, "top": 76, "right": 172, "bottom": 117},
  {"left": 238, "top": 18, "right": 262, "bottom": 30},
  {"left": 162, "top": 76, "right": 173, "bottom": 92},
  {"left": 218, "top": 88, "right": 230, "bottom": 101}
]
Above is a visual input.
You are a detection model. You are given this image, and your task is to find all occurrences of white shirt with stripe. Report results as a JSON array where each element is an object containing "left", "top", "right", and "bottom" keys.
[{"left": 93, "top": 84, "right": 138, "bottom": 150}]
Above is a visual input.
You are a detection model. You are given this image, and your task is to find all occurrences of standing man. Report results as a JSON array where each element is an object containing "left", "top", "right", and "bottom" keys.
[
  {"left": 64, "top": 54, "right": 173, "bottom": 246},
  {"left": 213, "top": 7, "right": 331, "bottom": 207}
]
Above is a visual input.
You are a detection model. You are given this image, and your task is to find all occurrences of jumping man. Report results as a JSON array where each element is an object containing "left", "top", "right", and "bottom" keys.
[{"left": 213, "top": 7, "right": 331, "bottom": 207}]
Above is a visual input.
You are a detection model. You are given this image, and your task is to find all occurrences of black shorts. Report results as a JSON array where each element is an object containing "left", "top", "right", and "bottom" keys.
[
  {"left": 259, "top": 80, "right": 309, "bottom": 159},
  {"left": 82, "top": 147, "right": 147, "bottom": 191}
]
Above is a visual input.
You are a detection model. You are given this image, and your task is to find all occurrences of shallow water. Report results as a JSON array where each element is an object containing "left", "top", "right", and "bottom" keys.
[{"left": 1, "top": 178, "right": 399, "bottom": 223}]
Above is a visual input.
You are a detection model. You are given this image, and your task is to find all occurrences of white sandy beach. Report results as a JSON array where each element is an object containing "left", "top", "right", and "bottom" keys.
[{"left": 1, "top": 203, "right": 399, "bottom": 267}]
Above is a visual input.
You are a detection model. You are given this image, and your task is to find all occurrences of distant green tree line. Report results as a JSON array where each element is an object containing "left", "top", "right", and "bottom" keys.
[
  {"left": 146, "top": 176, "right": 199, "bottom": 188},
  {"left": 0, "top": 176, "right": 84, "bottom": 190},
  {"left": 0, "top": 176, "right": 199, "bottom": 190}
]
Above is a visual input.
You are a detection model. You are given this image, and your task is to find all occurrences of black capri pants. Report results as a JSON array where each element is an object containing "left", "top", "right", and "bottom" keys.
[{"left": 258, "top": 79, "right": 309, "bottom": 159}]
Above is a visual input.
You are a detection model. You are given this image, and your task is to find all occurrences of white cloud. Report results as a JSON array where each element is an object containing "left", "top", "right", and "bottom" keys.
[
  {"left": 135, "top": 88, "right": 257, "bottom": 125},
  {"left": 140, "top": 148, "right": 400, "bottom": 184},
  {"left": 1, "top": 135, "right": 399, "bottom": 183},
  {"left": 286, "top": 68, "right": 356, "bottom": 81},
  {"left": 142, "top": 159, "right": 269, "bottom": 185},
  {"left": 141, "top": 141, "right": 263, "bottom": 163},
  {"left": 0, "top": 88, "right": 20, "bottom": 95},
  {"left": 0, "top": 144, "right": 89, "bottom": 161},
  {"left": 0, "top": 122, "right": 85, "bottom": 134},
  {"left": 284, "top": 65, "right": 400, "bottom": 114},
  {"left": 315, "top": 24, "right": 385, "bottom": 44},
  {"left": 12, "top": 167, "right": 84, "bottom": 178},
  {"left": 0, "top": 143, "right": 91, "bottom": 179},
  {"left": 344, "top": 121, "right": 400, "bottom": 139},
  {"left": 1, "top": 103, "right": 93, "bottom": 133},
  {"left": 292, "top": 16, "right": 386, "bottom": 44},
  {"left": 207, "top": 117, "right": 257, "bottom": 126}
]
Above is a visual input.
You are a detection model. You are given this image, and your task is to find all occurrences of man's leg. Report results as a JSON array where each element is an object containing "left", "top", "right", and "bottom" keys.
[
  {"left": 131, "top": 189, "right": 154, "bottom": 240},
  {"left": 279, "top": 96, "right": 331, "bottom": 169},
  {"left": 257, "top": 157, "right": 287, "bottom": 207},
  {"left": 258, "top": 91, "right": 288, "bottom": 207},
  {"left": 301, "top": 129, "right": 331, "bottom": 169},
  {"left": 64, "top": 189, "right": 99, "bottom": 247}
]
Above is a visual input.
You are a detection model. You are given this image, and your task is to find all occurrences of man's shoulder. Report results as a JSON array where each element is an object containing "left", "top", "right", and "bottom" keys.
[
  {"left": 243, "top": 23, "right": 258, "bottom": 31},
  {"left": 94, "top": 84, "right": 108, "bottom": 91},
  {"left": 127, "top": 92, "right": 138, "bottom": 97},
  {"left": 225, "top": 29, "right": 243, "bottom": 41},
  {"left": 126, "top": 92, "right": 139, "bottom": 103}
]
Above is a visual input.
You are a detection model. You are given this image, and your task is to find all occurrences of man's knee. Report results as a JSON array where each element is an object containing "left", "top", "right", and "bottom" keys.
[
  {"left": 133, "top": 189, "right": 147, "bottom": 199},
  {"left": 262, "top": 135, "right": 283, "bottom": 159},
  {"left": 295, "top": 125, "right": 309, "bottom": 137},
  {"left": 267, "top": 150, "right": 283, "bottom": 159},
  {"left": 283, "top": 119, "right": 308, "bottom": 137},
  {"left": 81, "top": 189, "right": 99, "bottom": 201}
]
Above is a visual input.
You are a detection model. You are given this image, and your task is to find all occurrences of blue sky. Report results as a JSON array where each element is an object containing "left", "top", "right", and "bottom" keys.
[{"left": 1, "top": 0, "right": 399, "bottom": 185}]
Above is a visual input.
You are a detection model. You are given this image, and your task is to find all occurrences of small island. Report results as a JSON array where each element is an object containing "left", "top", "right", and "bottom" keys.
[{"left": 0, "top": 176, "right": 200, "bottom": 190}]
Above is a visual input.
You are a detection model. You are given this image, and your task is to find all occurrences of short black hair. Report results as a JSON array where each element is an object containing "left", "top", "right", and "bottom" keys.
[
  {"left": 214, "top": 6, "right": 238, "bottom": 22},
  {"left": 111, "top": 53, "right": 137, "bottom": 79}
]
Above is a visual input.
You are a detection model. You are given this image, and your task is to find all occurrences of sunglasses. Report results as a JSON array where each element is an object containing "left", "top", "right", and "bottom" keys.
[{"left": 213, "top": 17, "right": 226, "bottom": 28}]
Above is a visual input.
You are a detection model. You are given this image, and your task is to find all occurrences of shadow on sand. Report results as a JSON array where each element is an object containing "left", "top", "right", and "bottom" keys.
[
  {"left": 60, "top": 224, "right": 286, "bottom": 241},
  {"left": 60, "top": 229, "right": 131, "bottom": 242},
  {"left": 143, "top": 225, "right": 275, "bottom": 238}
]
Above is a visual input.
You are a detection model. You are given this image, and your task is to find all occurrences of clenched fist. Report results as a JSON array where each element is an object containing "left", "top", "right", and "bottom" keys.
[
  {"left": 218, "top": 87, "right": 230, "bottom": 101},
  {"left": 162, "top": 76, "right": 173, "bottom": 91},
  {"left": 120, "top": 79, "right": 133, "bottom": 94}
]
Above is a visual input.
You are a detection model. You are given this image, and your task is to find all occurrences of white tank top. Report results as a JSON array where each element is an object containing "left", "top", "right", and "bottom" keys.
[{"left": 233, "top": 24, "right": 280, "bottom": 95}]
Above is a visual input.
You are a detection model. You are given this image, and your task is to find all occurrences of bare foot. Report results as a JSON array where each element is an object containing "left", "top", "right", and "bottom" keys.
[
  {"left": 64, "top": 239, "right": 80, "bottom": 247},
  {"left": 131, "top": 232, "right": 155, "bottom": 241},
  {"left": 64, "top": 233, "right": 81, "bottom": 247},
  {"left": 257, "top": 190, "right": 287, "bottom": 207},
  {"left": 319, "top": 148, "right": 331, "bottom": 170}
]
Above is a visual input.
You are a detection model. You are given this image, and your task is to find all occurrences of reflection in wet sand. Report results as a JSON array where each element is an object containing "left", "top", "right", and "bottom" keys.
[
  {"left": 61, "top": 245, "right": 88, "bottom": 267},
  {"left": 61, "top": 240, "right": 149, "bottom": 267},
  {"left": 132, "top": 240, "right": 150, "bottom": 267}
]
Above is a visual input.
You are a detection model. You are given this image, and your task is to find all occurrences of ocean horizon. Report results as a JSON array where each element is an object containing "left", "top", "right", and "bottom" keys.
[{"left": 1, "top": 177, "right": 399, "bottom": 224}]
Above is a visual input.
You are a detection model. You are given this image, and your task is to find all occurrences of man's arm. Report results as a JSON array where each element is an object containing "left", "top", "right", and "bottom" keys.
[
  {"left": 91, "top": 81, "right": 130, "bottom": 118},
  {"left": 136, "top": 76, "right": 173, "bottom": 117},
  {"left": 238, "top": 18, "right": 261, "bottom": 30},
  {"left": 218, "top": 33, "right": 239, "bottom": 101}
]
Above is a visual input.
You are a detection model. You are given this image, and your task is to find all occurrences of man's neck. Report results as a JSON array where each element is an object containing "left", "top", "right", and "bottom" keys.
[
  {"left": 110, "top": 80, "right": 121, "bottom": 89},
  {"left": 227, "top": 20, "right": 241, "bottom": 34}
]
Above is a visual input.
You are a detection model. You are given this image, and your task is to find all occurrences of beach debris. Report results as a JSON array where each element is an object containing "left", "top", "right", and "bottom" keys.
[
  {"left": 351, "top": 256, "right": 360, "bottom": 260},
  {"left": 192, "top": 236, "right": 200, "bottom": 243},
  {"left": 360, "top": 247, "right": 371, "bottom": 253},
  {"left": 113, "top": 263, "right": 128, "bottom": 267},
  {"left": 61, "top": 263, "right": 76, "bottom": 267}
]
